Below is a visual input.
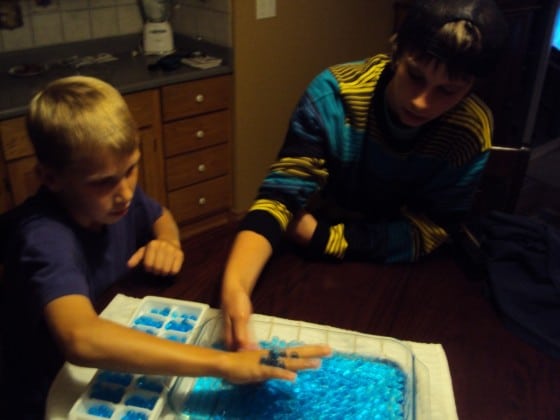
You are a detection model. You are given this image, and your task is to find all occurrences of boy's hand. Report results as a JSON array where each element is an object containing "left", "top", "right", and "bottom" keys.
[
  {"left": 286, "top": 211, "right": 318, "bottom": 246},
  {"left": 219, "top": 345, "right": 332, "bottom": 384},
  {"left": 222, "top": 288, "right": 257, "bottom": 351},
  {"left": 127, "top": 239, "right": 184, "bottom": 276}
]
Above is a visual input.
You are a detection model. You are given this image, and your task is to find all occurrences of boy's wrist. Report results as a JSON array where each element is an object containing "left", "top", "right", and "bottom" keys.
[{"left": 155, "top": 236, "right": 181, "bottom": 248}]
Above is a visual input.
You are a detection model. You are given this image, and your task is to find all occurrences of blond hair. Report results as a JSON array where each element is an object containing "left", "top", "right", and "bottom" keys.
[{"left": 26, "top": 76, "right": 139, "bottom": 170}]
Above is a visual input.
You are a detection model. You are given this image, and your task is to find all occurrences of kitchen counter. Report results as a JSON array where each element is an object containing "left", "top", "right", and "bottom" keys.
[{"left": 0, "top": 35, "right": 233, "bottom": 120}]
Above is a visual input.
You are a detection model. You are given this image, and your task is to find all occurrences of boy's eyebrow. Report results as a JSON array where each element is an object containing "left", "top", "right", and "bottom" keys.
[{"left": 85, "top": 155, "right": 141, "bottom": 182}]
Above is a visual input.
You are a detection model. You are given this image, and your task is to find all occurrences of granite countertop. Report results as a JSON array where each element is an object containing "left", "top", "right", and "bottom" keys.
[{"left": 0, "top": 35, "right": 233, "bottom": 120}]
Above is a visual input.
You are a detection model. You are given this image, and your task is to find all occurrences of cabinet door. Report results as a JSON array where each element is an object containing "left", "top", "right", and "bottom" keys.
[
  {"left": 0, "top": 153, "right": 13, "bottom": 213},
  {"left": 1, "top": 118, "right": 38, "bottom": 207},
  {"left": 125, "top": 90, "right": 166, "bottom": 205},
  {"left": 138, "top": 126, "right": 166, "bottom": 206},
  {"left": 125, "top": 90, "right": 160, "bottom": 129},
  {"left": 6, "top": 156, "right": 40, "bottom": 206},
  {"left": 0, "top": 117, "right": 34, "bottom": 162}
]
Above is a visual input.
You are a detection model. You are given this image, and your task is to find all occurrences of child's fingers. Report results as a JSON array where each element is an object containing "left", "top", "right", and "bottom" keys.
[
  {"left": 127, "top": 247, "right": 146, "bottom": 268},
  {"left": 143, "top": 242, "right": 184, "bottom": 275},
  {"left": 171, "top": 252, "right": 184, "bottom": 274},
  {"left": 258, "top": 345, "right": 331, "bottom": 373}
]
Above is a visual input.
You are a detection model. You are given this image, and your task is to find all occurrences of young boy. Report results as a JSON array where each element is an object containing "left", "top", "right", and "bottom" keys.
[
  {"left": 221, "top": 0, "right": 509, "bottom": 350},
  {"left": 0, "top": 76, "right": 330, "bottom": 419}
]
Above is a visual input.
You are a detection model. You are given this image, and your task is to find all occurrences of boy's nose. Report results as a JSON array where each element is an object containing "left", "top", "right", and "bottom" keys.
[
  {"left": 411, "top": 90, "right": 430, "bottom": 111},
  {"left": 115, "top": 178, "right": 134, "bottom": 203}
]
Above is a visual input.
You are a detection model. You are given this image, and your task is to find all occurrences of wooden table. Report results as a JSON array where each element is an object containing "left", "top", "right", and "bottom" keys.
[{"left": 98, "top": 223, "right": 560, "bottom": 420}]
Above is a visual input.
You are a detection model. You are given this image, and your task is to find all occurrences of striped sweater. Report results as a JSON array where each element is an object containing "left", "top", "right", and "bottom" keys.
[{"left": 240, "top": 54, "right": 492, "bottom": 262}]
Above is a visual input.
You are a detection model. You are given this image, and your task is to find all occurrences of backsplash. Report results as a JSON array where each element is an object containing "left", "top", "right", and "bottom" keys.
[{"left": 0, "top": 0, "right": 231, "bottom": 53}]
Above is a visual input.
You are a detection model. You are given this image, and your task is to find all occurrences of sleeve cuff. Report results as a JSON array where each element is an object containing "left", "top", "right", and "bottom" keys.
[
  {"left": 238, "top": 210, "right": 284, "bottom": 251},
  {"left": 308, "top": 220, "right": 331, "bottom": 257}
]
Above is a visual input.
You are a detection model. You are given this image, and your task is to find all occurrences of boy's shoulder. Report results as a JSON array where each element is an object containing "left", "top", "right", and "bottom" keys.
[
  {"left": 328, "top": 54, "right": 390, "bottom": 76},
  {"left": 2, "top": 188, "right": 77, "bottom": 245}
]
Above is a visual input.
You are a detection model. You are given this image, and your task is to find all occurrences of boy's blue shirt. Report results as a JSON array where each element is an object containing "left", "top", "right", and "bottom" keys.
[{"left": 0, "top": 184, "right": 162, "bottom": 416}]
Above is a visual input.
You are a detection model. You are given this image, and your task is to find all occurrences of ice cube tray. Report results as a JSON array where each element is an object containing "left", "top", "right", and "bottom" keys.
[{"left": 68, "top": 296, "right": 209, "bottom": 420}]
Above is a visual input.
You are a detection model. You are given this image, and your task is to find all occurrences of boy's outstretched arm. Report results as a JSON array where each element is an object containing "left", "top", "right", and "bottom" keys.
[
  {"left": 127, "top": 207, "right": 184, "bottom": 276},
  {"left": 44, "top": 295, "right": 330, "bottom": 382}
]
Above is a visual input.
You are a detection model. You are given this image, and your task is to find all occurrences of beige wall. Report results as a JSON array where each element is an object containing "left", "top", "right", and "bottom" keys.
[{"left": 231, "top": 0, "right": 395, "bottom": 213}]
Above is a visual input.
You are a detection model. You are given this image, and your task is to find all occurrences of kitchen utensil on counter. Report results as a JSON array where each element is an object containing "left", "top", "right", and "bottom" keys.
[
  {"left": 0, "top": 0, "right": 23, "bottom": 30},
  {"left": 140, "top": 0, "right": 175, "bottom": 55},
  {"left": 8, "top": 63, "right": 47, "bottom": 77}
]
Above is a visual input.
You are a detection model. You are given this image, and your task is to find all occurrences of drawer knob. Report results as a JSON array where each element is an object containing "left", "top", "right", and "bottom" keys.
[
  {"left": 197, "top": 164, "right": 206, "bottom": 172},
  {"left": 195, "top": 94, "right": 205, "bottom": 103},
  {"left": 198, "top": 197, "right": 207, "bottom": 206},
  {"left": 196, "top": 130, "right": 205, "bottom": 139}
]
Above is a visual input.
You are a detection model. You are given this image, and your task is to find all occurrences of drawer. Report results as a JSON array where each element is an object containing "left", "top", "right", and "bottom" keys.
[
  {"left": 166, "top": 144, "right": 228, "bottom": 191},
  {"left": 164, "top": 110, "right": 229, "bottom": 157},
  {"left": 161, "top": 75, "right": 232, "bottom": 121},
  {"left": 168, "top": 176, "right": 231, "bottom": 223},
  {"left": 124, "top": 90, "right": 159, "bottom": 128},
  {"left": 1, "top": 117, "right": 34, "bottom": 161}
]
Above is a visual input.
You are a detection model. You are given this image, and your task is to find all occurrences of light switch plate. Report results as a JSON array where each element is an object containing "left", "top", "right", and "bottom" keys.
[{"left": 256, "top": 0, "right": 276, "bottom": 19}]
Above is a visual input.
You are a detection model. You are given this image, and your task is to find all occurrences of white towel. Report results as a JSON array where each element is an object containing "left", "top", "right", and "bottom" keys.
[{"left": 46, "top": 294, "right": 458, "bottom": 419}]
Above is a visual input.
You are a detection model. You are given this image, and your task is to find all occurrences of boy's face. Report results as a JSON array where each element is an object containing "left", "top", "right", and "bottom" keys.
[
  {"left": 386, "top": 53, "right": 474, "bottom": 127},
  {"left": 49, "top": 148, "right": 141, "bottom": 230}
]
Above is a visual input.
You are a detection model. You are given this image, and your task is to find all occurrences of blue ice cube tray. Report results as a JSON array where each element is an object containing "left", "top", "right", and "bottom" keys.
[{"left": 68, "top": 297, "right": 209, "bottom": 420}]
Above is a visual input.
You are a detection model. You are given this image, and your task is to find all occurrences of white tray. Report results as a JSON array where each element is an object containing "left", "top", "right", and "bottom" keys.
[{"left": 168, "top": 314, "right": 419, "bottom": 419}]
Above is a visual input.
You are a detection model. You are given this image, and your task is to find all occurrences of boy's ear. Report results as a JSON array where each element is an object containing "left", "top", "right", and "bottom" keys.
[{"left": 36, "top": 163, "right": 63, "bottom": 192}]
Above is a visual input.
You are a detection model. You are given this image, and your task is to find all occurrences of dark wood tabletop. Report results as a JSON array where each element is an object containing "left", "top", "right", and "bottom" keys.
[{"left": 99, "top": 222, "right": 560, "bottom": 420}]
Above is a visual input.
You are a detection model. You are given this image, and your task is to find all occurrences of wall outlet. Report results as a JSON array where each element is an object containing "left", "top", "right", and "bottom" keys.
[{"left": 256, "top": 0, "right": 276, "bottom": 20}]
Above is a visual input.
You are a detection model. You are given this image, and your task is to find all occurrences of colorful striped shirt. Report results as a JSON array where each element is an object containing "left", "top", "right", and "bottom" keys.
[{"left": 240, "top": 55, "right": 492, "bottom": 262}]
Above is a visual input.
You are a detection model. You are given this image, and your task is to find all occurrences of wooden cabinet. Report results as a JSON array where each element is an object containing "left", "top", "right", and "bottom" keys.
[
  {"left": 0, "top": 148, "right": 12, "bottom": 214},
  {"left": 0, "top": 74, "right": 234, "bottom": 239},
  {"left": 161, "top": 75, "right": 233, "bottom": 238},
  {"left": 0, "top": 117, "right": 40, "bottom": 206},
  {"left": 125, "top": 90, "right": 166, "bottom": 206}
]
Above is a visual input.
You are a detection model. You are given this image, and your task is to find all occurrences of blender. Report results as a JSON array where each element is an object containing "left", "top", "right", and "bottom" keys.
[{"left": 140, "top": 0, "right": 175, "bottom": 55}]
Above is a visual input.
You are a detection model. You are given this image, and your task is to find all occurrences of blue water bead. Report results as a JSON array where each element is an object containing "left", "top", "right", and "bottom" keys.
[
  {"left": 97, "top": 371, "right": 133, "bottom": 386},
  {"left": 125, "top": 393, "right": 158, "bottom": 410},
  {"left": 171, "top": 310, "right": 198, "bottom": 321},
  {"left": 181, "top": 339, "right": 407, "bottom": 419},
  {"left": 120, "top": 410, "right": 149, "bottom": 420},
  {"left": 133, "top": 326, "right": 157, "bottom": 335},
  {"left": 165, "top": 319, "right": 194, "bottom": 332},
  {"left": 136, "top": 376, "right": 165, "bottom": 393},
  {"left": 90, "top": 383, "right": 125, "bottom": 403},
  {"left": 133, "top": 315, "right": 163, "bottom": 328},
  {"left": 211, "top": 341, "right": 226, "bottom": 350},
  {"left": 150, "top": 306, "right": 170, "bottom": 316},
  {"left": 165, "top": 333, "right": 187, "bottom": 343},
  {"left": 87, "top": 403, "right": 114, "bottom": 418}
]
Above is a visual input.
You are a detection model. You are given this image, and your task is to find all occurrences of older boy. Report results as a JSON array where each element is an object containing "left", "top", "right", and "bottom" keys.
[
  {"left": 0, "top": 76, "right": 330, "bottom": 419},
  {"left": 221, "top": 0, "right": 509, "bottom": 350}
]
